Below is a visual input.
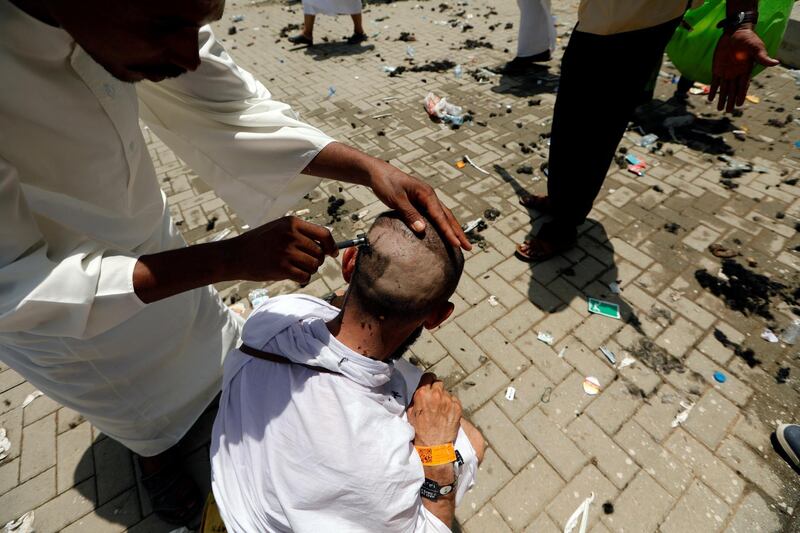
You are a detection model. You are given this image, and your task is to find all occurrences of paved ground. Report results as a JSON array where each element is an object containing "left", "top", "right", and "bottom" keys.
[{"left": 2, "top": 0, "right": 800, "bottom": 531}]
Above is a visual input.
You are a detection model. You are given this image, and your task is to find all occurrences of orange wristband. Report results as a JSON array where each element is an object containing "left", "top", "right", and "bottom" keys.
[{"left": 415, "top": 443, "right": 457, "bottom": 466}]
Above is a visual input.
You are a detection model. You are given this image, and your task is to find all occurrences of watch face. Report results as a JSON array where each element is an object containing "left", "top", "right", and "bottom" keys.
[{"left": 440, "top": 485, "right": 453, "bottom": 495}]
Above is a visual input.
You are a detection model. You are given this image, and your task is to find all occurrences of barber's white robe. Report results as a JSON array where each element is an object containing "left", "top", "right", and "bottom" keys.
[
  {"left": 211, "top": 295, "right": 478, "bottom": 532},
  {"left": 517, "top": 0, "right": 556, "bottom": 58},
  {"left": 0, "top": 1, "right": 333, "bottom": 456},
  {"left": 302, "top": 0, "right": 362, "bottom": 16}
]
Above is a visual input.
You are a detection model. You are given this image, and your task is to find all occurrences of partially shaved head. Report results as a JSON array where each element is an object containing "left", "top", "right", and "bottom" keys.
[{"left": 349, "top": 211, "right": 464, "bottom": 322}]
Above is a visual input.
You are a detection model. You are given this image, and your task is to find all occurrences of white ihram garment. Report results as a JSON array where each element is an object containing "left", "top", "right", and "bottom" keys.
[
  {"left": 517, "top": 0, "right": 556, "bottom": 57},
  {"left": 302, "top": 0, "right": 362, "bottom": 16},
  {"left": 0, "top": 1, "right": 333, "bottom": 456},
  {"left": 211, "top": 295, "right": 478, "bottom": 533}
]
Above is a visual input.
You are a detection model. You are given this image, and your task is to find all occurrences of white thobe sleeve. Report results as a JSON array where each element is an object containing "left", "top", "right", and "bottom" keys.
[
  {"left": 0, "top": 158, "right": 144, "bottom": 339},
  {"left": 137, "top": 26, "right": 335, "bottom": 227}
]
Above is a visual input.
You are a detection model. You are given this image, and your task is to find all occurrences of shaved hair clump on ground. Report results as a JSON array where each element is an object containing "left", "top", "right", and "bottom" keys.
[{"left": 349, "top": 211, "right": 464, "bottom": 321}]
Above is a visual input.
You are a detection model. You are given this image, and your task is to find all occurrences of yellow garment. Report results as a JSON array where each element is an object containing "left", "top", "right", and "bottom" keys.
[{"left": 578, "top": 0, "right": 704, "bottom": 35}]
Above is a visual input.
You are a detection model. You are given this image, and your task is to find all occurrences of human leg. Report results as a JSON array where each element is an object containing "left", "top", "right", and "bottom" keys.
[
  {"left": 504, "top": 0, "right": 554, "bottom": 73},
  {"left": 347, "top": 13, "right": 368, "bottom": 44},
  {"left": 288, "top": 14, "right": 315, "bottom": 44},
  {"left": 516, "top": 18, "right": 682, "bottom": 261}
]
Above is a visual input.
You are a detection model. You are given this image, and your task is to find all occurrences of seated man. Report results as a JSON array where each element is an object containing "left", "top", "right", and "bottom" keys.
[{"left": 211, "top": 211, "right": 485, "bottom": 532}]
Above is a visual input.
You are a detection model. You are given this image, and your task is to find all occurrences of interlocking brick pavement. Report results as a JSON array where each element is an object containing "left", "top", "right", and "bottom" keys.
[{"left": 1, "top": 0, "right": 800, "bottom": 531}]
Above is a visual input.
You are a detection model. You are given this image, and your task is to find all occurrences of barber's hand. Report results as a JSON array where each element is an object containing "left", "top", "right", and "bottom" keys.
[
  {"left": 228, "top": 216, "right": 337, "bottom": 284},
  {"left": 709, "top": 26, "right": 779, "bottom": 113},
  {"left": 407, "top": 373, "right": 462, "bottom": 446},
  {"left": 368, "top": 164, "right": 472, "bottom": 251}
]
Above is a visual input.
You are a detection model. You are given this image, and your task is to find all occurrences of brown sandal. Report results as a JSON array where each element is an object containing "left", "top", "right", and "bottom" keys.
[
  {"left": 519, "top": 194, "right": 553, "bottom": 214},
  {"left": 515, "top": 236, "right": 574, "bottom": 263}
]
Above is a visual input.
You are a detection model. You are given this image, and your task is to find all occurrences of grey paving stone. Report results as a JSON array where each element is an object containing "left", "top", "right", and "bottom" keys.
[
  {"left": 664, "top": 429, "right": 745, "bottom": 505},
  {"left": 614, "top": 421, "right": 691, "bottom": 498},
  {"left": 492, "top": 456, "right": 564, "bottom": 530},
  {"left": 93, "top": 437, "right": 135, "bottom": 506},
  {"left": 428, "top": 355, "right": 467, "bottom": 390},
  {"left": 518, "top": 408, "right": 586, "bottom": 481},
  {"left": 631, "top": 384, "right": 685, "bottom": 443},
  {"left": 585, "top": 379, "right": 642, "bottom": 435},
  {"left": 22, "top": 392, "right": 60, "bottom": 426},
  {"left": 453, "top": 362, "right": 509, "bottom": 414},
  {"left": 0, "top": 457, "right": 19, "bottom": 496},
  {"left": 456, "top": 448, "right": 514, "bottom": 524},
  {"left": 724, "top": 491, "right": 783, "bottom": 533},
  {"left": 601, "top": 471, "right": 674, "bottom": 533},
  {"left": 434, "top": 322, "right": 486, "bottom": 373},
  {"left": 523, "top": 512, "right": 561, "bottom": 533},
  {"left": 683, "top": 389, "right": 739, "bottom": 450},
  {"left": 0, "top": 370, "right": 25, "bottom": 395},
  {"left": 566, "top": 416, "right": 638, "bottom": 490},
  {"left": 61, "top": 487, "right": 141, "bottom": 533},
  {"left": 56, "top": 421, "right": 94, "bottom": 494},
  {"left": 516, "top": 330, "right": 573, "bottom": 385},
  {"left": 683, "top": 350, "right": 753, "bottom": 407},
  {"left": 492, "top": 365, "right": 553, "bottom": 423},
  {"left": 472, "top": 402, "right": 537, "bottom": 474},
  {"left": 20, "top": 413, "right": 56, "bottom": 482},
  {"left": 540, "top": 372, "right": 596, "bottom": 428},
  {"left": 717, "top": 436, "right": 786, "bottom": 502},
  {"left": 32, "top": 478, "right": 96, "bottom": 533},
  {"left": 660, "top": 480, "right": 729, "bottom": 533},
  {"left": 474, "top": 326, "right": 530, "bottom": 378},
  {"left": 0, "top": 468, "right": 55, "bottom": 525},
  {"left": 545, "top": 464, "right": 617, "bottom": 530},
  {"left": 463, "top": 503, "right": 513, "bottom": 533}
]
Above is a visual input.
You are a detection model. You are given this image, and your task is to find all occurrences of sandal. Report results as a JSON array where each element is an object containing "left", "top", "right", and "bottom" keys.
[
  {"left": 288, "top": 34, "right": 313, "bottom": 46},
  {"left": 346, "top": 32, "right": 368, "bottom": 45},
  {"left": 519, "top": 194, "right": 553, "bottom": 214},
  {"left": 515, "top": 236, "right": 575, "bottom": 263},
  {"left": 137, "top": 455, "right": 202, "bottom": 526}
]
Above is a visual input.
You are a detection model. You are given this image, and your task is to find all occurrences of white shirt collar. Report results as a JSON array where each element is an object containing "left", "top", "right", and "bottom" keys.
[{"left": 0, "top": 0, "right": 74, "bottom": 60}]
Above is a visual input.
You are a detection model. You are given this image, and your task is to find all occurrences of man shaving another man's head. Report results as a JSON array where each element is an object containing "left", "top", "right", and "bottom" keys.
[{"left": 211, "top": 211, "right": 485, "bottom": 532}]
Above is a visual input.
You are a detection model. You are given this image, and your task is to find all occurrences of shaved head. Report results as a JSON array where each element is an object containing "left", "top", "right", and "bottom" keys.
[{"left": 349, "top": 211, "right": 464, "bottom": 322}]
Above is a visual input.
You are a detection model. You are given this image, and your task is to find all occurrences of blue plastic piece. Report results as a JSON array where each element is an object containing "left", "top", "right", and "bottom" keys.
[{"left": 713, "top": 371, "right": 726, "bottom": 383}]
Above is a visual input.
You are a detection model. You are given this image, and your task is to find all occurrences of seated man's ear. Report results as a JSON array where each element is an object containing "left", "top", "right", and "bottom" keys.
[
  {"left": 423, "top": 301, "right": 455, "bottom": 330},
  {"left": 341, "top": 247, "right": 358, "bottom": 283}
]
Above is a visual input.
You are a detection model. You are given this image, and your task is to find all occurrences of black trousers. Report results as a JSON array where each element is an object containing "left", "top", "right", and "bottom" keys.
[{"left": 545, "top": 17, "right": 683, "bottom": 235}]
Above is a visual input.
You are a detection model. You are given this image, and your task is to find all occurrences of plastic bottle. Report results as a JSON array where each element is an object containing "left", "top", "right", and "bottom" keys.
[
  {"left": 780, "top": 319, "right": 800, "bottom": 345},
  {"left": 640, "top": 133, "right": 659, "bottom": 147},
  {"left": 453, "top": 65, "right": 463, "bottom": 79},
  {"left": 406, "top": 46, "right": 415, "bottom": 58}
]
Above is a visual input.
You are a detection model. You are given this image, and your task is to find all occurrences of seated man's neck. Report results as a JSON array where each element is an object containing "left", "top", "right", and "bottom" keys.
[{"left": 326, "top": 306, "right": 414, "bottom": 363}]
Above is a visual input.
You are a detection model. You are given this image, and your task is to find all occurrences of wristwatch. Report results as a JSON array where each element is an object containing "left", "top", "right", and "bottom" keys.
[
  {"left": 420, "top": 451, "right": 462, "bottom": 501},
  {"left": 420, "top": 478, "right": 456, "bottom": 501},
  {"left": 716, "top": 11, "right": 758, "bottom": 31}
]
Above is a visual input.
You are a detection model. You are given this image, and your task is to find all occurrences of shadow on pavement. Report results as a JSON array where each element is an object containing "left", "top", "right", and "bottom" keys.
[
  {"left": 73, "top": 401, "right": 220, "bottom": 532},
  {"left": 491, "top": 67, "right": 560, "bottom": 98},
  {"left": 631, "top": 97, "right": 736, "bottom": 156},
  {"left": 303, "top": 42, "right": 376, "bottom": 61},
  {"left": 493, "top": 164, "right": 644, "bottom": 335}
]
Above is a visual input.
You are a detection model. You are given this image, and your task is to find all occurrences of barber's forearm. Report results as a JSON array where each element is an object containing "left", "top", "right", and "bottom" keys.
[
  {"left": 302, "top": 141, "right": 387, "bottom": 186},
  {"left": 420, "top": 464, "right": 456, "bottom": 528},
  {"left": 133, "top": 240, "right": 234, "bottom": 304}
]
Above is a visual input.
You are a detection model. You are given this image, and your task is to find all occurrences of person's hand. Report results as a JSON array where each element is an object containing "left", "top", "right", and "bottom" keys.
[
  {"left": 368, "top": 164, "right": 472, "bottom": 251},
  {"left": 709, "top": 25, "right": 779, "bottom": 113},
  {"left": 407, "top": 373, "right": 462, "bottom": 446},
  {"left": 227, "top": 216, "right": 337, "bottom": 284}
]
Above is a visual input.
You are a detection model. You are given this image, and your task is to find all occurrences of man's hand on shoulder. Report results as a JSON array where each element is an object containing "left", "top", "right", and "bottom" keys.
[{"left": 407, "top": 373, "right": 461, "bottom": 447}]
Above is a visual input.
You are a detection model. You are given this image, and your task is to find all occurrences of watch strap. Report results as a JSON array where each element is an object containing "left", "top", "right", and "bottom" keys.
[
  {"left": 420, "top": 478, "right": 456, "bottom": 501},
  {"left": 415, "top": 443, "right": 457, "bottom": 466},
  {"left": 716, "top": 11, "right": 758, "bottom": 30}
]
